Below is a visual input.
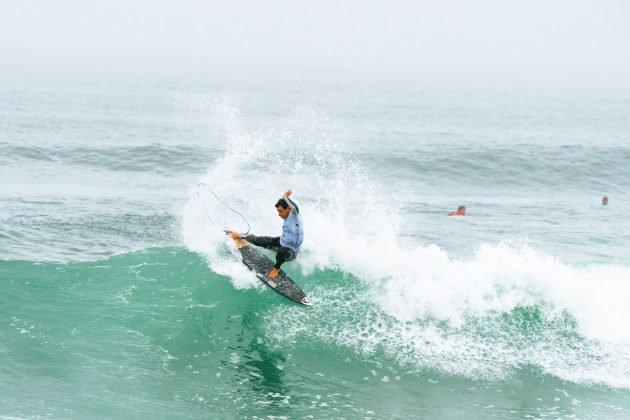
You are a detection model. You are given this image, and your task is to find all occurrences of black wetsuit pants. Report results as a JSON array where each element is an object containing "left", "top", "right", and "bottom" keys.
[{"left": 243, "top": 235, "right": 296, "bottom": 269}]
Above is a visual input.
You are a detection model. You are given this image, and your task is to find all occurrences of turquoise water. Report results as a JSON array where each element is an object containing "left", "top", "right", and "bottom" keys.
[{"left": 2, "top": 74, "right": 630, "bottom": 418}]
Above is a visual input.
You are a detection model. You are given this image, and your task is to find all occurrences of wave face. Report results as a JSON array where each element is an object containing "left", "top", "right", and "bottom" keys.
[
  {"left": 3, "top": 247, "right": 630, "bottom": 418},
  {"left": 2, "top": 78, "right": 630, "bottom": 418}
]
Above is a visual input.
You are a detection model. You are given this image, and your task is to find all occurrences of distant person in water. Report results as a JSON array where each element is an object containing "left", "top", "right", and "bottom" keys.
[
  {"left": 228, "top": 189, "right": 304, "bottom": 279},
  {"left": 448, "top": 205, "right": 466, "bottom": 216},
  {"left": 602, "top": 196, "right": 609, "bottom": 206}
]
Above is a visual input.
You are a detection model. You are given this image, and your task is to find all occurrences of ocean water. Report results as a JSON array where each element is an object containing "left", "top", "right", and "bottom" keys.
[{"left": 2, "top": 73, "right": 630, "bottom": 419}]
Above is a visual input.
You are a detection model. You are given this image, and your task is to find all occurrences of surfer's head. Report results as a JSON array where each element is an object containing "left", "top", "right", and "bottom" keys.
[
  {"left": 275, "top": 199, "right": 291, "bottom": 219},
  {"left": 602, "top": 196, "right": 609, "bottom": 206}
]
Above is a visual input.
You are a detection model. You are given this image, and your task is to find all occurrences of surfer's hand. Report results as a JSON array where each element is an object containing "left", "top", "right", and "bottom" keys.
[
  {"left": 284, "top": 189, "right": 293, "bottom": 198},
  {"left": 227, "top": 231, "right": 241, "bottom": 239}
]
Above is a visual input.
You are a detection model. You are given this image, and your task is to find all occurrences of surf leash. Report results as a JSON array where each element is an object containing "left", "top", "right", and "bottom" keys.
[{"left": 195, "top": 182, "right": 251, "bottom": 234}]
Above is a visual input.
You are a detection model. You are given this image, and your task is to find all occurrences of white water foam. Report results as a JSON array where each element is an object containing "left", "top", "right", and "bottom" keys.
[
  {"left": 181, "top": 98, "right": 630, "bottom": 388},
  {"left": 371, "top": 243, "right": 630, "bottom": 345},
  {"left": 267, "top": 241, "right": 630, "bottom": 387}
]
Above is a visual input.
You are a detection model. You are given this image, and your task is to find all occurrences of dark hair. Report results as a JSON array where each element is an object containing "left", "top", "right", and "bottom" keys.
[
  {"left": 275, "top": 198, "right": 289, "bottom": 209},
  {"left": 458, "top": 205, "right": 466, "bottom": 211}
]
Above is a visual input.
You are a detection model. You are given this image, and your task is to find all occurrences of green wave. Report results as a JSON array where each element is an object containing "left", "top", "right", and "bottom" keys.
[{"left": 1, "top": 248, "right": 629, "bottom": 418}]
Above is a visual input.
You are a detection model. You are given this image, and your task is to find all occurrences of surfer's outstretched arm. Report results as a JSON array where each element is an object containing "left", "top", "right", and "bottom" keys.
[{"left": 283, "top": 189, "right": 299, "bottom": 214}]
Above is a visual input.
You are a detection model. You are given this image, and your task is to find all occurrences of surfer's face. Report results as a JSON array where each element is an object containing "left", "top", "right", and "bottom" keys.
[{"left": 276, "top": 206, "right": 291, "bottom": 220}]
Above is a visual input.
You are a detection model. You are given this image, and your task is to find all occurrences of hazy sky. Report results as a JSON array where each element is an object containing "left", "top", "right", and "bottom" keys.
[{"left": 1, "top": 0, "right": 629, "bottom": 85}]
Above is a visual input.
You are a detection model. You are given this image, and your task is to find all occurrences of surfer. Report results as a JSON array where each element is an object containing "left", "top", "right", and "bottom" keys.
[
  {"left": 602, "top": 196, "right": 609, "bottom": 206},
  {"left": 448, "top": 205, "right": 466, "bottom": 216},
  {"left": 228, "top": 189, "right": 304, "bottom": 279}
]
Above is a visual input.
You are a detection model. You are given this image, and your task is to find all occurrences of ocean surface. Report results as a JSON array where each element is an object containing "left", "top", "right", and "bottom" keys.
[{"left": 2, "top": 72, "right": 630, "bottom": 419}]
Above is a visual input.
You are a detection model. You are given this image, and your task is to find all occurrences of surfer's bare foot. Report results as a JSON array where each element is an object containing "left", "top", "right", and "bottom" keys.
[
  {"left": 227, "top": 231, "right": 241, "bottom": 239},
  {"left": 268, "top": 267, "right": 279, "bottom": 278}
]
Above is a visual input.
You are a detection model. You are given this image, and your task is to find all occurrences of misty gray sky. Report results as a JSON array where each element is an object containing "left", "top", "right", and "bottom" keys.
[{"left": 1, "top": 0, "right": 629, "bottom": 85}]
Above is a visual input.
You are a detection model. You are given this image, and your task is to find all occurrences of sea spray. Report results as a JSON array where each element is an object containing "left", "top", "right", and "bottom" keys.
[
  {"left": 182, "top": 97, "right": 398, "bottom": 285},
  {"left": 181, "top": 97, "right": 630, "bottom": 390}
]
